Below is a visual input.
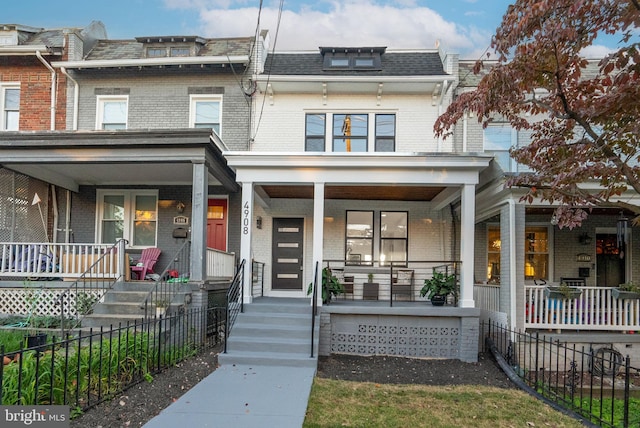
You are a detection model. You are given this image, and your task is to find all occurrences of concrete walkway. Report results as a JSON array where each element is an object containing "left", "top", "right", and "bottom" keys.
[{"left": 142, "top": 363, "right": 316, "bottom": 428}]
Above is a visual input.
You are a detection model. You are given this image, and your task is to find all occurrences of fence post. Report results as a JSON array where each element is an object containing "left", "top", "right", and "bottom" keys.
[{"left": 623, "top": 355, "right": 630, "bottom": 428}]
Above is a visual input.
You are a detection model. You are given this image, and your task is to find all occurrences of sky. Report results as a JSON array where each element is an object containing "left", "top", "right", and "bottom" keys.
[{"left": 3, "top": 0, "right": 620, "bottom": 59}]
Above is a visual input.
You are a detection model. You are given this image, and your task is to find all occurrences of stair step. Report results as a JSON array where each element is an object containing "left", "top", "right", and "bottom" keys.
[
  {"left": 218, "top": 350, "right": 317, "bottom": 368},
  {"left": 92, "top": 301, "right": 146, "bottom": 315},
  {"left": 235, "top": 311, "right": 311, "bottom": 326},
  {"left": 102, "top": 291, "right": 149, "bottom": 303},
  {"left": 232, "top": 322, "right": 311, "bottom": 339},
  {"left": 81, "top": 313, "right": 145, "bottom": 329},
  {"left": 226, "top": 335, "right": 310, "bottom": 354}
]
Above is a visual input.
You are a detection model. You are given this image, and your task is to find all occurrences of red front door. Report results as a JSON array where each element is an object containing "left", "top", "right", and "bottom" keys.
[{"left": 207, "top": 199, "right": 227, "bottom": 251}]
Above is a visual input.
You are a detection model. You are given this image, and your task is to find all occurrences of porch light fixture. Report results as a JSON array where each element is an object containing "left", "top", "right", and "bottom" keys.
[
  {"left": 256, "top": 216, "right": 262, "bottom": 229},
  {"left": 617, "top": 212, "right": 628, "bottom": 248},
  {"left": 579, "top": 233, "right": 592, "bottom": 245},
  {"left": 176, "top": 201, "right": 185, "bottom": 213}
]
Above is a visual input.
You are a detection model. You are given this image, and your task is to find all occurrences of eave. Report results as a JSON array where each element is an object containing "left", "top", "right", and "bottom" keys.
[{"left": 52, "top": 55, "right": 250, "bottom": 69}]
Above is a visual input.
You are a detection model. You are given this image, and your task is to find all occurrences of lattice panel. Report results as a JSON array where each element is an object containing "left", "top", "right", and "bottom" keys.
[
  {"left": 0, "top": 170, "right": 49, "bottom": 242},
  {"left": 330, "top": 317, "right": 460, "bottom": 359},
  {"left": 0, "top": 288, "right": 102, "bottom": 317}
]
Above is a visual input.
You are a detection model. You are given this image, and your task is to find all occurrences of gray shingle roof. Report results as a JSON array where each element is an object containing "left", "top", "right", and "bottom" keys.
[
  {"left": 85, "top": 37, "right": 254, "bottom": 60},
  {"left": 264, "top": 50, "right": 448, "bottom": 76}
]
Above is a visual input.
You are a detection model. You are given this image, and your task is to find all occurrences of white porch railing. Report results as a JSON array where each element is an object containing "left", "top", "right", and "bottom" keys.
[
  {"left": 206, "top": 247, "right": 235, "bottom": 279},
  {"left": 474, "top": 283, "right": 500, "bottom": 312},
  {"left": 525, "top": 285, "right": 640, "bottom": 331},
  {"left": 0, "top": 242, "right": 122, "bottom": 279}
]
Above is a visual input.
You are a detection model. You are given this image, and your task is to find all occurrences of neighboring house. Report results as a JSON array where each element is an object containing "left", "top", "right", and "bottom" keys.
[{"left": 0, "top": 22, "right": 106, "bottom": 243}]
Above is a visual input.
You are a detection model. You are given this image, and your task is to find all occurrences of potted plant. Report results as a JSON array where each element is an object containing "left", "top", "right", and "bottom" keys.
[
  {"left": 420, "top": 271, "right": 456, "bottom": 306},
  {"left": 23, "top": 282, "right": 48, "bottom": 351},
  {"left": 363, "top": 273, "right": 379, "bottom": 300},
  {"left": 612, "top": 282, "right": 640, "bottom": 300},
  {"left": 308, "top": 267, "right": 344, "bottom": 304},
  {"left": 545, "top": 282, "right": 582, "bottom": 299},
  {"left": 155, "top": 298, "right": 170, "bottom": 317}
]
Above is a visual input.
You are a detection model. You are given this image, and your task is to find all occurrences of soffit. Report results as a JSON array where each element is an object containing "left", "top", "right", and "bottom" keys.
[{"left": 260, "top": 185, "right": 445, "bottom": 201}]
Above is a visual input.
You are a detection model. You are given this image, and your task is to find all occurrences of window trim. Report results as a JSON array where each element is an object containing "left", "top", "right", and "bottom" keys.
[
  {"left": 189, "top": 94, "right": 222, "bottom": 135},
  {"left": 96, "top": 189, "right": 158, "bottom": 248},
  {"left": 379, "top": 211, "right": 408, "bottom": 267},
  {"left": 96, "top": 95, "right": 129, "bottom": 130},
  {"left": 1, "top": 82, "right": 20, "bottom": 131}
]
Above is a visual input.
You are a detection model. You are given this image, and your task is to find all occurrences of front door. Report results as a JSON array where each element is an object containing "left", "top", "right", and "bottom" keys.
[
  {"left": 207, "top": 199, "right": 227, "bottom": 251},
  {"left": 596, "top": 234, "right": 625, "bottom": 287},
  {"left": 271, "top": 218, "right": 304, "bottom": 291}
]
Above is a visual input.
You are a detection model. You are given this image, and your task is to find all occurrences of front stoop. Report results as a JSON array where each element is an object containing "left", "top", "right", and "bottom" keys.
[
  {"left": 80, "top": 281, "right": 155, "bottom": 329},
  {"left": 218, "top": 297, "right": 320, "bottom": 368}
]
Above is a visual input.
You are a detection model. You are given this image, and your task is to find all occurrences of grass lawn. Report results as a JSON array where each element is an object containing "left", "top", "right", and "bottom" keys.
[{"left": 304, "top": 378, "right": 585, "bottom": 428}]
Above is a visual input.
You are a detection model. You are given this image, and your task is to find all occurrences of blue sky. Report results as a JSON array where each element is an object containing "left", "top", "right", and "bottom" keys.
[{"left": 3, "top": 0, "right": 619, "bottom": 59}]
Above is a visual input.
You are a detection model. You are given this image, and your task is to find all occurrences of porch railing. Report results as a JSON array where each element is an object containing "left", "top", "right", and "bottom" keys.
[
  {"left": 206, "top": 247, "right": 236, "bottom": 279},
  {"left": 224, "top": 259, "right": 245, "bottom": 354},
  {"left": 0, "top": 242, "right": 123, "bottom": 279},
  {"left": 474, "top": 283, "right": 501, "bottom": 312},
  {"left": 525, "top": 285, "right": 640, "bottom": 331}
]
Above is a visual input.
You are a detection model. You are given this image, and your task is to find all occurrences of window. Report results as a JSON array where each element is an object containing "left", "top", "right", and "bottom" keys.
[
  {"left": 346, "top": 211, "right": 373, "bottom": 265},
  {"left": 170, "top": 47, "right": 190, "bottom": 57},
  {"left": 190, "top": 95, "right": 222, "bottom": 134},
  {"left": 1, "top": 84, "right": 19, "bottom": 131},
  {"left": 375, "top": 114, "right": 395, "bottom": 152},
  {"left": 487, "top": 226, "right": 501, "bottom": 283},
  {"left": 96, "top": 96, "right": 128, "bottom": 130},
  {"left": 305, "top": 114, "right": 325, "bottom": 151},
  {"left": 333, "top": 114, "right": 368, "bottom": 152},
  {"left": 380, "top": 211, "right": 407, "bottom": 266},
  {"left": 147, "top": 48, "right": 166, "bottom": 58},
  {"left": 525, "top": 226, "right": 549, "bottom": 281},
  {"left": 322, "top": 48, "right": 383, "bottom": 70},
  {"left": 484, "top": 123, "right": 517, "bottom": 172},
  {"left": 97, "top": 190, "right": 158, "bottom": 247}
]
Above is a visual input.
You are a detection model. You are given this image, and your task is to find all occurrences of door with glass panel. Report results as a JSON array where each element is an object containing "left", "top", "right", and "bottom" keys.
[{"left": 271, "top": 218, "right": 304, "bottom": 290}]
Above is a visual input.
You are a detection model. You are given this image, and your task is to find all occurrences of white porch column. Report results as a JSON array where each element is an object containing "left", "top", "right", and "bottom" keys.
[
  {"left": 240, "top": 181, "right": 254, "bottom": 304},
  {"left": 190, "top": 160, "right": 208, "bottom": 283},
  {"left": 312, "top": 182, "right": 325, "bottom": 307},
  {"left": 459, "top": 183, "right": 476, "bottom": 308}
]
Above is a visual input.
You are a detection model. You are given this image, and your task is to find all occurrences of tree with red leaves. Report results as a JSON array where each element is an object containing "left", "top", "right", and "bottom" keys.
[{"left": 435, "top": 0, "right": 640, "bottom": 229}]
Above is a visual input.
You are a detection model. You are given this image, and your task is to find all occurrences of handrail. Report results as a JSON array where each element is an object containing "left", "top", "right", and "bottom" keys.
[
  {"left": 140, "top": 240, "right": 191, "bottom": 319},
  {"left": 224, "top": 259, "right": 245, "bottom": 354},
  {"left": 310, "top": 261, "right": 319, "bottom": 358},
  {"left": 57, "top": 238, "right": 128, "bottom": 337}
]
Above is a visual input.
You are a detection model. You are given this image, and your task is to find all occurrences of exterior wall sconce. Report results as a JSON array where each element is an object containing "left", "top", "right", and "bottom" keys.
[
  {"left": 617, "top": 212, "right": 628, "bottom": 248},
  {"left": 176, "top": 201, "right": 185, "bottom": 213},
  {"left": 579, "top": 233, "right": 592, "bottom": 245},
  {"left": 256, "top": 216, "right": 262, "bottom": 229}
]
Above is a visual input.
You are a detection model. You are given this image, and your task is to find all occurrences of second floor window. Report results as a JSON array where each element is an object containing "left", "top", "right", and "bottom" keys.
[
  {"left": 1, "top": 85, "right": 19, "bottom": 131},
  {"left": 305, "top": 113, "right": 396, "bottom": 153},
  {"left": 190, "top": 95, "right": 222, "bottom": 134},
  {"left": 375, "top": 114, "right": 396, "bottom": 152},
  {"left": 96, "top": 96, "right": 128, "bottom": 130},
  {"left": 333, "top": 114, "right": 368, "bottom": 152},
  {"left": 484, "top": 123, "right": 517, "bottom": 172},
  {"left": 305, "top": 114, "right": 325, "bottom": 151}
]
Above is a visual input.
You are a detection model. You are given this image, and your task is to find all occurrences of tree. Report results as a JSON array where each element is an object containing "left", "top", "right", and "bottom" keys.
[{"left": 435, "top": 0, "right": 640, "bottom": 228}]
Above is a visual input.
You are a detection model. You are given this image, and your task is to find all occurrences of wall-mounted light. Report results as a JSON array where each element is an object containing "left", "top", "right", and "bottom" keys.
[
  {"left": 176, "top": 201, "right": 185, "bottom": 213},
  {"left": 256, "top": 216, "right": 262, "bottom": 229},
  {"left": 579, "top": 232, "right": 592, "bottom": 245}
]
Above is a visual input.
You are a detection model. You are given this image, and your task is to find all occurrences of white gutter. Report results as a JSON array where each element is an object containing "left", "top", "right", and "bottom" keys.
[
  {"left": 60, "top": 67, "right": 78, "bottom": 130},
  {"left": 255, "top": 75, "right": 457, "bottom": 85},
  {"left": 36, "top": 51, "right": 56, "bottom": 130},
  {"left": 52, "top": 55, "right": 249, "bottom": 69},
  {"left": 0, "top": 45, "right": 50, "bottom": 55}
]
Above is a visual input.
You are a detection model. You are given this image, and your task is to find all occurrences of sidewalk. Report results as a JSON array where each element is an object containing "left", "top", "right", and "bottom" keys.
[{"left": 142, "top": 363, "right": 317, "bottom": 428}]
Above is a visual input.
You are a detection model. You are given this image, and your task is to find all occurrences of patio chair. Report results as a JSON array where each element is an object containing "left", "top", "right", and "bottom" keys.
[
  {"left": 130, "top": 248, "right": 161, "bottom": 280},
  {"left": 392, "top": 269, "right": 414, "bottom": 301},
  {"left": 333, "top": 268, "right": 355, "bottom": 299}
]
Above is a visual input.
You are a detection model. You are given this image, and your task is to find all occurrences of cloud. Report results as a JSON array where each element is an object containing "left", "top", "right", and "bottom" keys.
[
  {"left": 190, "top": 1, "right": 492, "bottom": 55},
  {"left": 580, "top": 44, "right": 617, "bottom": 59}
]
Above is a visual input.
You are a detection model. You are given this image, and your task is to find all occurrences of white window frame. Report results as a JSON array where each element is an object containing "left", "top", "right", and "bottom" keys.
[
  {"left": 483, "top": 123, "right": 518, "bottom": 172},
  {"left": 189, "top": 95, "right": 222, "bottom": 135},
  {"left": 1, "top": 82, "right": 20, "bottom": 131},
  {"left": 96, "top": 189, "right": 158, "bottom": 248},
  {"left": 96, "top": 95, "right": 129, "bottom": 130}
]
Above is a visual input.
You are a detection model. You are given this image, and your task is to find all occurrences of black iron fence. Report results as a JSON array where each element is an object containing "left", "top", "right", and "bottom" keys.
[
  {"left": 483, "top": 320, "right": 640, "bottom": 427},
  {"left": 0, "top": 305, "right": 226, "bottom": 411}
]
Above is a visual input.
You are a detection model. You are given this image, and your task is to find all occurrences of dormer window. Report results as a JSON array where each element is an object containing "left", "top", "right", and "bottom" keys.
[
  {"left": 147, "top": 48, "right": 167, "bottom": 58},
  {"left": 321, "top": 47, "right": 385, "bottom": 71},
  {"left": 170, "top": 47, "right": 190, "bottom": 57}
]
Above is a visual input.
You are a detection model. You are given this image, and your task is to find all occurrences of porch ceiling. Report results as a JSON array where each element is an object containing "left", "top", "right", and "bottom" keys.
[{"left": 260, "top": 185, "right": 446, "bottom": 201}]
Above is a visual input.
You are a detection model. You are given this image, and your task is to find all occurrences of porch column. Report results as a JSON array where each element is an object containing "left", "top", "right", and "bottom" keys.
[
  {"left": 459, "top": 183, "right": 476, "bottom": 308},
  {"left": 240, "top": 181, "right": 254, "bottom": 304},
  {"left": 190, "top": 160, "right": 207, "bottom": 283},
  {"left": 312, "top": 182, "right": 325, "bottom": 307}
]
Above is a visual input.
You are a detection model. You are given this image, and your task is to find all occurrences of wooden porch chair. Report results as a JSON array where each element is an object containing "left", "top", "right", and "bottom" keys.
[
  {"left": 131, "top": 248, "right": 161, "bottom": 280},
  {"left": 333, "top": 268, "right": 355, "bottom": 299},
  {"left": 392, "top": 269, "right": 414, "bottom": 301}
]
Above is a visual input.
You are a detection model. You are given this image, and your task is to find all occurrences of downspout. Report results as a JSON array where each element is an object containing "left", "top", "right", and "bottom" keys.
[
  {"left": 65, "top": 190, "right": 72, "bottom": 243},
  {"left": 437, "top": 79, "right": 452, "bottom": 152},
  {"left": 462, "top": 112, "right": 468, "bottom": 152},
  {"left": 508, "top": 199, "right": 517, "bottom": 329},
  {"left": 60, "top": 67, "right": 78, "bottom": 130},
  {"left": 36, "top": 51, "right": 56, "bottom": 130},
  {"left": 51, "top": 185, "right": 58, "bottom": 243}
]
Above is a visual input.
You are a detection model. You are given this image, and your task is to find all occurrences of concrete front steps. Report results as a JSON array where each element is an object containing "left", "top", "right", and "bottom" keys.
[
  {"left": 218, "top": 297, "right": 319, "bottom": 369},
  {"left": 80, "top": 281, "right": 155, "bottom": 329}
]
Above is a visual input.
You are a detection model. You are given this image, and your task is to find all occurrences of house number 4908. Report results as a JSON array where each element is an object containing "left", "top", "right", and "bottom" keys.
[{"left": 243, "top": 201, "right": 250, "bottom": 234}]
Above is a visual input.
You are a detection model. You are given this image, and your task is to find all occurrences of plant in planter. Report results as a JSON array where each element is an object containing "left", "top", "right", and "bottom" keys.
[
  {"left": 612, "top": 282, "right": 640, "bottom": 300},
  {"left": 22, "top": 282, "right": 48, "bottom": 351},
  {"left": 544, "top": 282, "right": 583, "bottom": 299},
  {"left": 307, "top": 267, "right": 344, "bottom": 304},
  {"left": 420, "top": 272, "right": 456, "bottom": 306},
  {"left": 155, "top": 298, "right": 170, "bottom": 317},
  {"left": 363, "top": 273, "right": 379, "bottom": 300}
]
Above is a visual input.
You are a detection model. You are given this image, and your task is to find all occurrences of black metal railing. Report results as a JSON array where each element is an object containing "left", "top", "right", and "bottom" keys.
[
  {"left": 224, "top": 259, "right": 245, "bottom": 354},
  {"left": 57, "top": 239, "right": 128, "bottom": 336},
  {"left": 251, "top": 260, "right": 265, "bottom": 297},
  {"left": 0, "top": 306, "right": 226, "bottom": 410},
  {"left": 310, "top": 261, "right": 319, "bottom": 358},
  {"left": 140, "top": 240, "right": 191, "bottom": 319},
  {"left": 483, "top": 320, "right": 640, "bottom": 427}
]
